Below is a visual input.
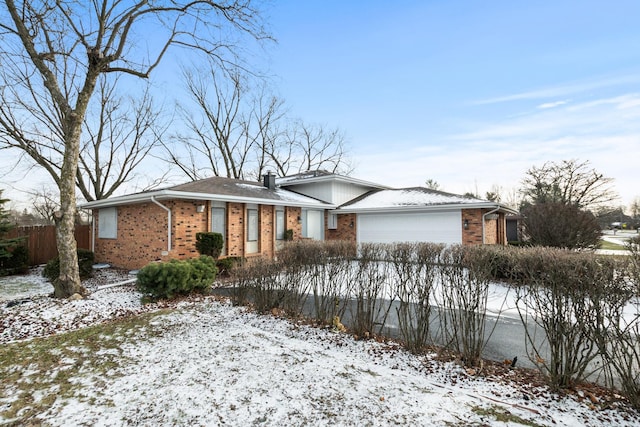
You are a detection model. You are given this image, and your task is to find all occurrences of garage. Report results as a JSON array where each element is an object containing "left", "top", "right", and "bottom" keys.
[{"left": 357, "top": 210, "right": 462, "bottom": 245}]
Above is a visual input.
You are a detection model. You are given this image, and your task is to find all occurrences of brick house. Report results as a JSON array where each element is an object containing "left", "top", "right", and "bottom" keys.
[{"left": 81, "top": 171, "right": 516, "bottom": 270}]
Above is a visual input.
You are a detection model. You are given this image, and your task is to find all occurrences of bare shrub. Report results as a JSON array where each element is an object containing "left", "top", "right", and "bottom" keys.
[
  {"left": 350, "top": 243, "right": 394, "bottom": 337},
  {"left": 231, "top": 257, "right": 287, "bottom": 313},
  {"left": 514, "top": 248, "right": 603, "bottom": 389},
  {"left": 392, "top": 242, "right": 444, "bottom": 352},
  {"left": 521, "top": 202, "right": 601, "bottom": 249},
  {"left": 228, "top": 258, "right": 252, "bottom": 306},
  {"left": 590, "top": 239, "right": 640, "bottom": 407},
  {"left": 437, "top": 245, "right": 498, "bottom": 367},
  {"left": 278, "top": 240, "right": 356, "bottom": 320}
]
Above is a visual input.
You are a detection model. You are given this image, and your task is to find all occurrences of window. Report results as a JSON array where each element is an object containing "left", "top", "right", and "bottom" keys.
[
  {"left": 303, "top": 209, "right": 323, "bottom": 240},
  {"left": 211, "top": 206, "right": 226, "bottom": 255},
  {"left": 276, "top": 209, "right": 285, "bottom": 240},
  {"left": 247, "top": 208, "right": 258, "bottom": 242},
  {"left": 328, "top": 213, "right": 338, "bottom": 230},
  {"left": 98, "top": 207, "right": 117, "bottom": 239}
]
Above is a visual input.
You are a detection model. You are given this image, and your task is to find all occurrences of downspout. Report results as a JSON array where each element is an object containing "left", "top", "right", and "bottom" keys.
[
  {"left": 91, "top": 210, "right": 95, "bottom": 252},
  {"left": 151, "top": 196, "right": 172, "bottom": 252},
  {"left": 481, "top": 206, "right": 501, "bottom": 245}
]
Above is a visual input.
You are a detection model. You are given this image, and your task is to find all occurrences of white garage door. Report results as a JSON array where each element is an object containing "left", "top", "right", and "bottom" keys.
[{"left": 358, "top": 210, "right": 462, "bottom": 245}]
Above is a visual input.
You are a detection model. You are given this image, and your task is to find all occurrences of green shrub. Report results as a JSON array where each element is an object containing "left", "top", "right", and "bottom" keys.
[
  {"left": 195, "top": 232, "right": 224, "bottom": 259},
  {"left": 136, "top": 256, "right": 217, "bottom": 300},
  {"left": 284, "top": 229, "right": 294, "bottom": 241},
  {"left": 216, "top": 257, "right": 242, "bottom": 277},
  {"left": 0, "top": 245, "right": 29, "bottom": 276},
  {"left": 42, "top": 249, "right": 95, "bottom": 282}
]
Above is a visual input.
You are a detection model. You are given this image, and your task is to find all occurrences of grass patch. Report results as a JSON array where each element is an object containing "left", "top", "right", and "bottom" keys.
[
  {"left": 599, "top": 240, "right": 628, "bottom": 251},
  {"left": 0, "top": 309, "right": 173, "bottom": 424},
  {"left": 471, "top": 405, "right": 544, "bottom": 427}
]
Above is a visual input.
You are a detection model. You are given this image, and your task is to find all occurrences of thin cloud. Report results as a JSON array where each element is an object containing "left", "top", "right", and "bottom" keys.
[
  {"left": 537, "top": 100, "right": 569, "bottom": 109},
  {"left": 473, "top": 73, "right": 640, "bottom": 105}
]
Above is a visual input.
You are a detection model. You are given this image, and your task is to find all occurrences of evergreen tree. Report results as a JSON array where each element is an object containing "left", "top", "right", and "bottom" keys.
[{"left": 0, "top": 190, "right": 23, "bottom": 262}]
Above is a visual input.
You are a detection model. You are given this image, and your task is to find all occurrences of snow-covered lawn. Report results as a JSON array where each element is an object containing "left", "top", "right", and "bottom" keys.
[{"left": 1, "top": 269, "right": 640, "bottom": 426}]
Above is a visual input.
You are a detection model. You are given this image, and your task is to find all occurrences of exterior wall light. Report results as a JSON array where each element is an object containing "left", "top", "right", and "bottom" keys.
[
  {"left": 297, "top": 215, "right": 302, "bottom": 224},
  {"left": 463, "top": 219, "right": 469, "bottom": 230},
  {"left": 196, "top": 205, "right": 205, "bottom": 213}
]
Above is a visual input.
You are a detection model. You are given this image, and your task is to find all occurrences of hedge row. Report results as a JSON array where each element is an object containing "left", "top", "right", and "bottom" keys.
[{"left": 229, "top": 240, "right": 640, "bottom": 407}]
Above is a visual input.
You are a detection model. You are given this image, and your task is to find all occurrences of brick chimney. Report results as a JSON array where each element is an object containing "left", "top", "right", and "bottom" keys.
[{"left": 263, "top": 171, "right": 276, "bottom": 190}]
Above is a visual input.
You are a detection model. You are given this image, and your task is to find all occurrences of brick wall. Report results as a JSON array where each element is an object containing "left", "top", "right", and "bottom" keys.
[
  {"left": 227, "top": 202, "right": 245, "bottom": 257},
  {"left": 462, "top": 209, "right": 508, "bottom": 245},
  {"left": 259, "top": 204, "right": 275, "bottom": 259},
  {"left": 326, "top": 213, "right": 357, "bottom": 242},
  {"left": 171, "top": 200, "right": 209, "bottom": 259},
  {"left": 461, "top": 209, "right": 482, "bottom": 245},
  {"left": 484, "top": 217, "right": 498, "bottom": 245},
  {"left": 285, "top": 206, "right": 302, "bottom": 239},
  {"left": 94, "top": 202, "right": 171, "bottom": 269}
]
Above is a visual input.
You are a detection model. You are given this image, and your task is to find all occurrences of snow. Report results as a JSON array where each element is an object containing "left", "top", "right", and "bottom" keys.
[
  {"left": 42, "top": 301, "right": 640, "bottom": 426},
  {"left": 344, "top": 188, "right": 485, "bottom": 209},
  {"left": 1, "top": 270, "right": 640, "bottom": 426}
]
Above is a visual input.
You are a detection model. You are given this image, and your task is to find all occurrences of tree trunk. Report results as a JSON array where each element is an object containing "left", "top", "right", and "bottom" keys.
[{"left": 53, "top": 112, "right": 87, "bottom": 298}]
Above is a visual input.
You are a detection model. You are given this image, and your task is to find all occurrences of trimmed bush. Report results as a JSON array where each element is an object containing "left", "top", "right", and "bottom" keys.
[
  {"left": 42, "top": 249, "right": 95, "bottom": 282},
  {"left": 216, "top": 257, "right": 242, "bottom": 277},
  {"left": 136, "top": 256, "right": 217, "bottom": 300},
  {"left": 195, "top": 232, "right": 224, "bottom": 259}
]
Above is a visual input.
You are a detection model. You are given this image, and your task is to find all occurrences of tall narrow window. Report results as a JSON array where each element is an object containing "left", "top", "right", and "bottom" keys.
[
  {"left": 276, "top": 209, "right": 285, "bottom": 240},
  {"left": 247, "top": 208, "right": 258, "bottom": 242},
  {"left": 328, "top": 213, "right": 338, "bottom": 230},
  {"left": 211, "top": 206, "right": 226, "bottom": 255},
  {"left": 98, "top": 207, "right": 117, "bottom": 239}
]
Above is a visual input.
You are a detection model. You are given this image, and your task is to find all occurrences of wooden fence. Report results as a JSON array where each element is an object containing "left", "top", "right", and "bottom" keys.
[{"left": 6, "top": 225, "right": 91, "bottom": 266}]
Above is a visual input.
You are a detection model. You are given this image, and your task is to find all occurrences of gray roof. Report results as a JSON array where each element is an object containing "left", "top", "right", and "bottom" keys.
[{"left": 80, "top": 176, "right": 332, "bottom": 209}]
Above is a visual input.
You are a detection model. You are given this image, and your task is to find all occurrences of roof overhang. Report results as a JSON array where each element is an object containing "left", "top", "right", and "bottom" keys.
[
  {"left": 80, "top": 189, "right": 336, "bottom": 210},
  {"left": 277, "top": 174, "right": 389, "bottom": 190},
  {"left": 332, "top": 203, "right": 518, "bottom": 215}
]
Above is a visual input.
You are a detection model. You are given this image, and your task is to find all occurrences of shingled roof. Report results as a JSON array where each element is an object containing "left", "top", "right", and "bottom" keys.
[{"left": 80, "top": 176, "right": 331, "bottom": 209}]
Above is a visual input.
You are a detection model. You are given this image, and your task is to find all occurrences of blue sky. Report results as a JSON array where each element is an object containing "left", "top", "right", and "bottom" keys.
[{"left": 261, "top": 0, "right": 640, "bottom": 207}]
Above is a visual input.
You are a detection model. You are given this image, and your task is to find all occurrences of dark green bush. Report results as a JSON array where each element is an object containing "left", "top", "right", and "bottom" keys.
[
  {"left": 42, "top": 249, "right": 95, "bottom": 282},
  {"left": 216, "top": 257, "right": 242, "bottom": 277},
  {"left": 0, "top": 245, "right": 29, "bottom": 276},
  {"left": 195, "top": 232, "right": 224, "bottom": 259},
  {"left": 136, "top": 256, "right": 217, "bottom": 300}
]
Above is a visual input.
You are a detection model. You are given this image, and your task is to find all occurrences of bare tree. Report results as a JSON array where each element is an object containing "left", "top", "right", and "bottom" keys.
[
  {"left": 0, "top": 0, "right": 268, "bottom": 298},
  {"left": 270, "top": 119, "right": 353, "bottom": 177},
  {"left": 168, "top": 63, "right": 352, "bottom": 182},
  {"left": 630, "top": 197, "right": 640, "bottom": 222},
  {"left": 167, "top": 66, "right": 284, "bottom": 180},
  {"left": 485, "top": 184, "right": 502, "bottom": 202},
  {"left": 30, "top": 187, "right": 59, "bottom": 225},
  {"left": 424, "top": 179, "right": 441, "bottom": 191},
  {"left": 520, "top": 159, "right": 617, "bottom": 210},
  {"left": 77, "top": 76, "right": 168, "bottom": 201}
]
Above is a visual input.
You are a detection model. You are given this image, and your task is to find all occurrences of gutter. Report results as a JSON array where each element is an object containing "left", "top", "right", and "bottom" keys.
[
  {"left": 79, "top": 189, "right": 332, "bottom": 210},
  {"left": 482, "top": 206, "right": 501, "bottom": 244},
  {"left": 151, "top": 196, "right": 172, "bottom": 252}
]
